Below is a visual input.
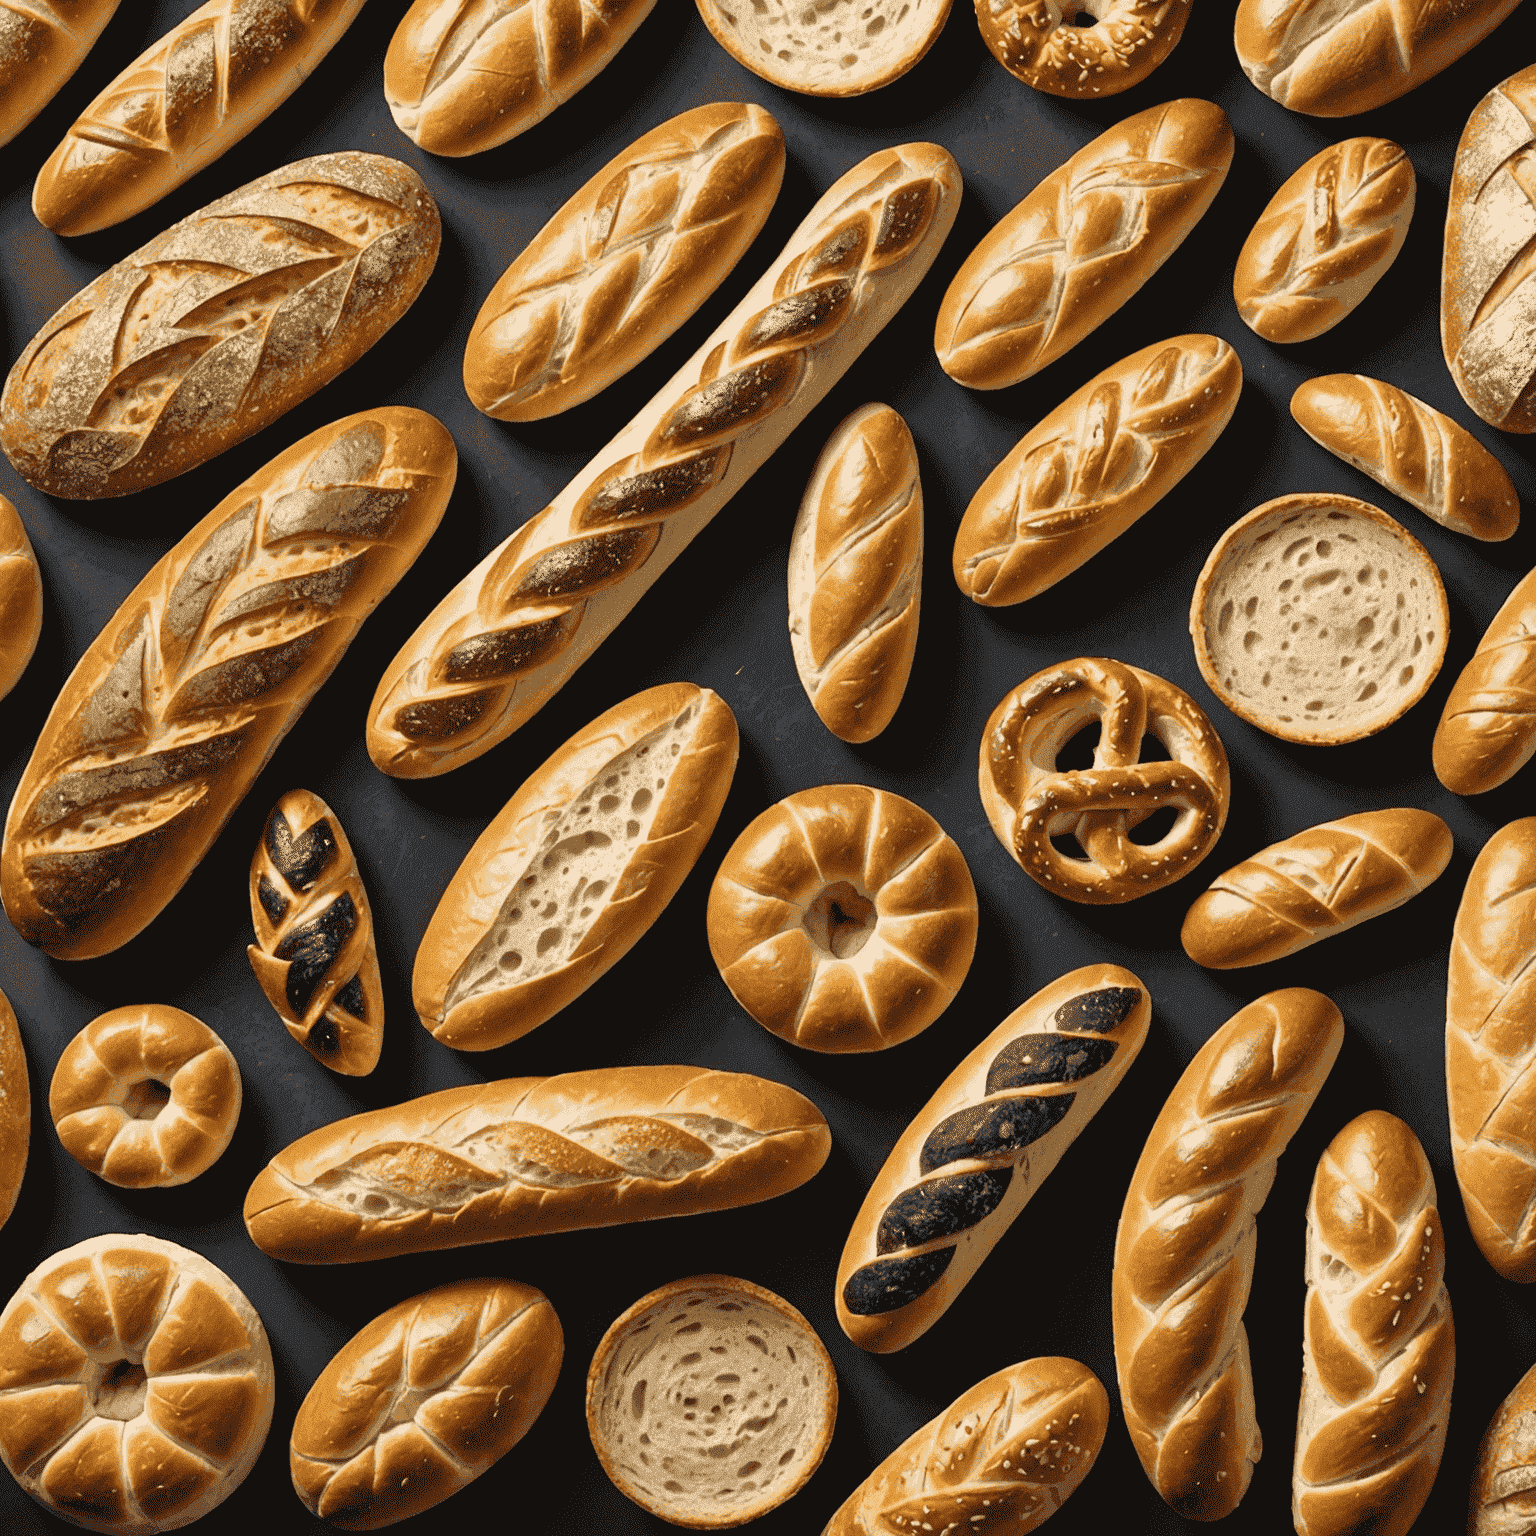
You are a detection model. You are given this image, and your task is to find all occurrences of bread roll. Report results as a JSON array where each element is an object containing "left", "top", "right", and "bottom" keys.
[
  {"left": 367, "top": 141, "right": 961, "bottom": 779},
  {"left": 414, "top": 683, "right": 738, "bottom": 1052},
  {"left": 1, "top": 153, "right": 440, "bottom": 499},
  {"left": 823, "top": 1356, "right": 1108, "bottom": 1535},
  {"left": 836, "top": 965, "right": 1149, "bottom": 1353},
  {"left": 248, "top": 789, "right": 383, "bottom": 1076},
  {"left": 385, "top": 0, "right": 658, "bottom": 157},
  {"left": 0, "top": 1, "right": 119, "bottom": 150},
  {"left": 1181, "top": 808, "right": 1453, "bottom": 970},
  {"left": 1291, "top": 374, "right": 1520, "bottom": 542},
  {"left": 976, "top": 0, "right": 1191, "bottom": 98},
  {"left": 291, "top": 1278, "right": 562, "bottom": 1529},
  {"left": 464, "top": 102, "right": 785, "bottom": 423},
  {"left": 0, "top": 986, "right": 27, "bottom": 1235},
  {"left": 0, "top": 1233, "right": 274, "bottom": 1534},
  {"left": 1293, "top": 1111, "right": 1453, "bottom": 1536},
  {"left": 1233, "top": 139, "right": 1414, "bottom": 345},
  {"left": 1470, "top": 1360, "right": 1536, "bottom": 1536},
  {"left": 1443, "top": 66, "right": 1536, "bottom": 434},
  {"left": 954, "top": 335, "right": 1241, "bottom": 606},
  {"left": 32, "top": 0, "right": 366, "bottom": 237},
  {"left": 0, "top": 494, "right": 42, "bottom": 702},
  {"left": 244, "top": 1064, "right": 831, "bottom": 1263},
  {"left": 1113, "top": 988, "right": 1344, "bottom": 1520},
  {"left": 934, "top": 99, "right": 1232, "bottom": 390},
  {"left": 1, "top": 408, "right": 456, "bottom": 961}
]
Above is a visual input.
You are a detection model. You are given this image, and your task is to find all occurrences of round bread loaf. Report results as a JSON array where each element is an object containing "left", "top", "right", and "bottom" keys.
[
  {"left": 0, "top": 986, "right": 28, "bottom": 1234},
  {"left": 1190, "top": 493, "right": 1448, "bottom": 745},
  {"left": 976, "top": 0, "right": 1191, "bottom": 98},
  {"left": 586, "top": 1275, "right": 836, "bottom": 1527},
  {"left": 49, "top": 1006, "right": 241, "bottom": 1188},
  {"left": 0, "top": 494, "right": 41, "bottom": 702},
  {"left": 0, "top": 1233, "right": 274, "bottom": 1533},
  {"left": 1470, "top": 1359, "right": 1536, "bottom": 1536}
]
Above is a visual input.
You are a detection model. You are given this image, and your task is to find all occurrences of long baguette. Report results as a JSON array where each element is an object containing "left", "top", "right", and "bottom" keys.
[
  {"left": 0, "top": 495, "right": 41, "bottom": 703},
  {"left": 0, "top": 1, "right": 120, "bottom": 151},
  {"left": 366, "top": 141, "right": 962, "bottom": 778}
]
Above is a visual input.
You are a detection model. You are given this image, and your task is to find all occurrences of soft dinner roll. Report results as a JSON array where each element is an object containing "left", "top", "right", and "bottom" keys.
[
  {"left": 1470, "top": 1359, "right": 1536, "bottom": 1536},
  {"left": 0, "top": 985, "right": 27, "bottom": 1234},
  {"left": 0, "top": 1, "right": 120, "bottom": 150},
  {"left": 0, "top": 493, "right": 42, "bottom": 702},
  {"left": 976, "top": 0, "right": 1191, "bottom": 98}
]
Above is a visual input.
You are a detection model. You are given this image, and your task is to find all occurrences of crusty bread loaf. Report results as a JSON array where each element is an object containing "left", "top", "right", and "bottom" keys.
[
  {"left": 587, "top": 1275, "right": 836, "bottom": 1527},
  {"left": 954, "top": 335, "right": 1241, "bottom": 606},
  {"left": 32, "top": 0, "right": 366, "bottom": 237},
  {"left": 244, "top": 1064, "right": 831, "bottom": 1263},
  {"left": 1470, "top": 1360, "right": 1536, "bottom": 1536},
  {"left": 414, "top": 683, "right": 738, "bottom": 1052},
  {"left": 836, "top": 965, "right": 1148, "bottom": 1353},
  {"left": 1190, "top": 493, "right": 1449, "bottom": 745},
  {"left": 0, "top": 1232, "right": 274, "bottom": 1534},
  {"left": 0, "top": 0, "right": 119, "bottom": 151},
  {"left": 1182, "top": 808, "right": 1453, "bottom": 970},
  {"left": 976, "top": 0, "right": 1190, "bottom": 98},
  {"left": 291, "top": 1278, "right": 562, "bottom": 1529},
  {"left": 2, "top": 153, "right": 440, "bottom": 499},
  {"left": 0, "top": 494, "right": 42, "bottom": 702},
  {"left": 465, "top": 102, "right": 784, "bottom": 423},
  {"left": 0, "top": 987, "right": 27, "bottom": 1235},
  {"left": 788, "top": 405, "right": 921, "bottom": 741},
  {"left": 1113, "top": 988, "right": 1344, "bottom": 1520},
  {"left": 1291, "top": 374, "right": 1520, "bottom": 542},
  {"left": 1233, "top": 139, "right": 1414, "bottom": 345},
  {"left": 934, "top": 99, "right": 1231, "bottom": 390},
  {"left": 1, "top": 408, "right": 456, "bottom": 961},
  {"left": 1235, "top": 0, "right": 1523, "bottom": 116},
  {"left": 367, "top": 141, "right": 961, "bottom": 778},
  {"left": 385, "top": 0, "right": 658, "bottom": 157},
  {"left": 1443, "top": 66, "right": 1536, "bottom": 434},
  {"left": 1293, "top": 1111, "right": 1453, "bottom": 1536},
  {"left": 823, "top": 1355, "right": 1108, "bottom": 1535},
  {"left": 248, "top": 789, "right": 383, "bottom": 1076}
]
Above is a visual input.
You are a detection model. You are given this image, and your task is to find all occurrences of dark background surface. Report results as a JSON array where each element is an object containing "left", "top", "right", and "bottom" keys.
[{"left": 1, "top": 3, "right": 1534, "bottom": 1532}]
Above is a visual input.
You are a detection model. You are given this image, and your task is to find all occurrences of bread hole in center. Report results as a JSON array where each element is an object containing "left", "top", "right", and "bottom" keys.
[
  {"left": 802, "top": 881, "right": 876, "bottom": 959},
  {"left": 121, "top": 1078, "right": 171, "bottom": 1120},
  {"left": 1056, "top": 721, "right": 1100, "bottom": 771},
  {"left": 1128, "top": 805, "right": 1181, "bottom": 846},
  {"left": 94, "top": 1357, "right": 148, "bottom": 1421},
  {"left": 1062, "top": 2, "right": 1103, "bottom": 23}
]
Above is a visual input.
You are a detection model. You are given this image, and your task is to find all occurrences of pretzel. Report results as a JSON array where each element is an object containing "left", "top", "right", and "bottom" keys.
[
  {"left": 975, "top": 0, "right": 1193, "bottom": 98},
  {"left": 979, "top": 657, "right": 1230, "bottom": 904}
]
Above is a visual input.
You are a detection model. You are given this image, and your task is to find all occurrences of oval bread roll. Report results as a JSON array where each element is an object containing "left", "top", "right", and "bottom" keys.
[
  {"left": 414, "top": 683, "right": 738, "bottom": 1052},
  {"left": 0, "top": 986, "right": 28, "bottom": 1235},
  {"left": 291, "top": 1278, "right": 562, "bottom": 1529},
  {"left": 954, "top": 334, "right": 1241, "bottom": 606},
  {"left": 934, "top": 98, "right": 1232, "bottom": 390},
  {"left": 976, "top": 0, "right": 1191, "bottom": 99},
  {"left": 1181, "top": 808, "right": 1453, "bottom": 969},
  {"left": 0, "top": 494, "right": 42, "bottom": 702},
  {"left": 1470, "top": 1360, "right": 1536, "bottom": 1536},
  {"left": 0, "top": 1, "right": 119, "bottom": 151}
]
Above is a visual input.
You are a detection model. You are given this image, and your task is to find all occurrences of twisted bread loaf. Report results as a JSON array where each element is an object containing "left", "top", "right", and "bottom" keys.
[
  {"left": 0, "top": 1, "right": 119, "bottom": 151},
  {"left": 0, "top": 494, "right": 42, "bottom": 703},
  {"left": 367, "top": 141, "right": 960, "bottom": 778},
  {"left": 1293, "top": 1111, "right": 1453, "bottom": 1536},
  {"left": 1113, "top": 988, "right": 1344, "bottom": 1520},
  {"left": 975, "top": 0, "right": 1191, "bottom": 99},
  {"left": 1470, "top": 1360, "right": 1536, "bottom": 1536},
  {"left": 0, "top": 987, "right": 27, "bottom": 1235}
]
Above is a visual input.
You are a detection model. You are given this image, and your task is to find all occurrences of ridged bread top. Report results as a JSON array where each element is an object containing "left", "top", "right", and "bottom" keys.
[
  {"left": 0, "top": 494, "right": 42, "bottom": 703},
  {"left": 0, "top": 1, "right": 121, "bottom": 151}
]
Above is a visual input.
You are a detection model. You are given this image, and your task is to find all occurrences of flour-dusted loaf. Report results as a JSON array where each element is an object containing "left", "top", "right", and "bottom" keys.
[
  {"left": 465, "top": 102, "right": 784, "bottom": 423},
  {"left": 954, "top": 335, "right": 1241, "bottom": 606},
  {"left": 368, "top": 141, "right": 961, "bottom": 778},
  {"left": 1470, "top": 1360, "right": 1536, "bottom": 1535},
  {"left": 976, "top": 0, "right": 1191, "bottom": 98},
  {"left": 2, "top": 153, "right": 440, "bottom": 499},
  {"left": 1, "top": 408, "right": 456, "bottom": 961},
  {"left": 836, "top": 965, "right": 1149, "bottom": 1352},
  {"left": 1114, "top": 988, "right": 1344, "bottom": 1520},
  {"left": 244, "top": 1065, "right": 832, "bottom": 1263},
  {"left": 291, "top": 1278, "right": 562, "bottom": 1529},
  {"left": 0, "top": 987, "right": 27, "bottom": 1235},
  {"left": 414, "top": 683, "right": 738, "bottom": 1052},
  {"left": 934, "top": 99, "right": 1232, "bottom": 390},
  {"left": 32, "top": 0, "right": 367, "bottom": 237},
  {"left": 0, "top": 494, "right": 42, "bottom": 703},
  {"left": 0, "top": 0, "right": 119, "bottom": 150}
]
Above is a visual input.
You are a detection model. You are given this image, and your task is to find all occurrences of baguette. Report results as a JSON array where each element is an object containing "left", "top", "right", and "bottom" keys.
[
  {"left": 934, "top": 99, "right": 1232, "bottom": 390},
  {"left": 1470, "top": 1361, "right": 1536, "bottom": 1536},
  {"left": 1, "top": 408, "right": 456, "bottom": 961},
  {"left": 836, "top": 964, "right": 1149, "bottom": 1352},
  {"left": 1, "top": 152, "right": 440, "bottom": 499},
  {"left": 1291, "top": 374, "right": 1520, "bottom": 542},
  {"left": 243, "top": 1064, "right": 832, "bottom": 1263},
  {"left": 367, "top": 141, "right": 961, "bottom": 778},
  {"left": 1113, "top": 988, "right": 1344, "bottom": 1520},
  {"left": 976, "top": 0, "right": 1191, "bottom": 99},
  {"left": 953, "top": 335, "right": 1241, "bottom": 606},
  {"left": 0, "top": 0, "right": 119, "bottom": 151},
  {"left": 414, "top": 683, "right": 738, "bottom": 1052},
  {"left": 465, "top": 102, "right": 785, "bottom": 423},
  {"left": 0, "top": 987, "right": 27, "bottom": 1235},
  {"left": 32, "top": 0, "right": 366, "bottom": 237},
  {"left": 1181, "top": 808, "right": 1453, "bottom": 970},
  {"left": 0, "top": 494, "right": 42, "bottom": 703}
]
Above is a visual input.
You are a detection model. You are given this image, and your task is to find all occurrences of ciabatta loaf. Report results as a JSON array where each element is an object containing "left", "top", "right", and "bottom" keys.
[
  {"left": 0, "top": 494, "right": 42, "bottom": 702},
  {"left": 0, "top": 0, "right": 119, "bottom": 151},
  {"left": 0, "top": 987, "right": 27, "bottom": 1236}
]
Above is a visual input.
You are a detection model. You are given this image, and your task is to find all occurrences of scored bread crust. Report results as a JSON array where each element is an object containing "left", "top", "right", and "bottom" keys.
[
  {"left": 413, "top": 683, "right": 739, "bottom": 1051},
  {"left": 0, "top": 1, "right": 120, "bottom": 151},
  {"left": 976, "top": 0, "right": 1191, "bottom": 99},
  {"left": 1470, "top": 1359, "right": 1536, "bottom": 1535},
  {"left": 0, "top": 494, "right": 42, "bottom": 703},
  {"left": 0, "top": 986, "right": 28, "bottom": 1235},
  {"left": 1113, "top": 988, "right": 1344, "bottom": 1521},
  {"left": 243, "top": 1064, "right": 832, "bottom": 1263}
]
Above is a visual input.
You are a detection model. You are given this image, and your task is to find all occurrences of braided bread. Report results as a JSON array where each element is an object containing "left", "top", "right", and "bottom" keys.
[
  {"left": 1470, "top": 1360, "right": 1536, "bottom": 1536},
  {"left": 1113, "top": 988, "right": 1344, "bottom": 1520},
  {"left": 836, "top": 965, "right": 1148, "bottom": 1352},
  {"left": 1, "top": 408, "right": 456, "bottom": 961},
  {"left": 975, "top": 0, "right": 1191, "bottom": 99},
  {"left": 0, "top": 1, "right": 119, "bottom": 151},
  {"left": 0, "top": 986, "right": 27, "bottom": 1236},
  {"left": 367, "top": 141, "right": 961, "bottom": 778},
  {"left": 0, "top": 494, "right": 41, "bottom": 703}
]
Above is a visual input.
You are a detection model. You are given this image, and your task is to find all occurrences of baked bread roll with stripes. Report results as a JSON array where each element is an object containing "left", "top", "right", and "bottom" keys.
[
  {"left": 836, "top": 965, "right": 1148, "bottom": 1352},
  {"left": 976, "top": 0, "right": 1191, "bottom": 99},
  {"left": 1181, "top": 808, "right": 1453, "bottom": 970},
  {"left": 0, "top": 1, "right": 119, "bottom": 150},
  {"left": 1113, "top": 988, "right": 1344, "bottom": 1521},
  {"left": 367, "top": 141, "right": 961, "bottom": 778},
  {"left": 244, "top": 1064, "right": 831, "bottom": 1263},
  {"left": 788, "top": 404, "right": 921, "bottom": 742},
  {"left": 1470, "top": 1360, "right": 1536, "bottom": 1536},
  {"left": 0, "top": 986, "right": 27, "bottom": 1236},
  {"left": 0, "top": 495, "right": 42, "bottom": 703},
  {"left": 1291, "top": 374, "right": 1520, "bottom": 542}
]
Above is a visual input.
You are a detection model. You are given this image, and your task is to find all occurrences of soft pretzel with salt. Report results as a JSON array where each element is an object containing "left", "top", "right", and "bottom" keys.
[{"left": 976, "top": 0, "right": 1192, "bottom": 98}]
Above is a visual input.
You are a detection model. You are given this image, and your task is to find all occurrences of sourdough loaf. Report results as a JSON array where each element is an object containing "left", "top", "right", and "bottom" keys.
[
  {"left": 0, "top": 0, "right": 119, "bottom": 150},
  {"left": 976, "top": 0, "right": 1191, "bottom": 98},
  {"left": 0, "top": 494, "right": 42, "bottom": 703}
]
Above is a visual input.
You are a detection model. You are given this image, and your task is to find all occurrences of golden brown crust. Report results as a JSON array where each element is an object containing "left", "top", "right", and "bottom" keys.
[
  {"left": 976, "top": 0, "right": 1190, "bottom": 98},
  {"left": 1470, "top": 1359, "right": 1536, "bottom": 1535},
  {"left": 0, "top": 493, "right": 42, "bottom": 703},
  {"left": 0, "top": 1, "right": 120, "bottom": 150},
  {"left": 0, "top": 987, "right": 28, "bottom": 1234}
]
